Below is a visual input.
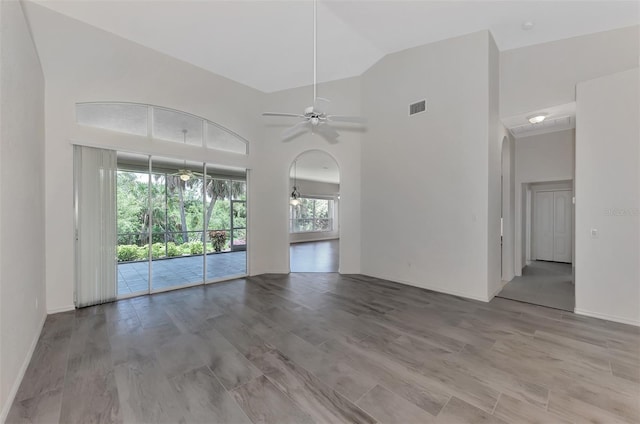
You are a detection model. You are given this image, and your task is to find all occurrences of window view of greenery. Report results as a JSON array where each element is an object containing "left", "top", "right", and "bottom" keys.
[
  {"left": 117, "top": 168, "right": 246, "bottom": 262},
  {"left": 290, "top": 198, "right": 333, "bottom": 233}
]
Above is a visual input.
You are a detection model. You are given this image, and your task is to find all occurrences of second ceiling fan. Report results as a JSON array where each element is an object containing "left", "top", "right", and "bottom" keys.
[{"left": 262, "top": 0, "right": 366, "bottom": 142}]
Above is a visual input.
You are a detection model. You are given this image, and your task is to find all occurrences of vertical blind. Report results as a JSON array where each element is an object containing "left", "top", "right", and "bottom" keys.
[{"left": 74, "top": 145, "right": 117, "bottom": 307}]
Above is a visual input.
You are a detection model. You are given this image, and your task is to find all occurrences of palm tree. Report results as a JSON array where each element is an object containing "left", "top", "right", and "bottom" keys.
[
  {"left": 204, "top": 179, "right": 245, "bottom": 242},
  {"left": 167, "top": 175, "right": 195, "bottom": 244}
]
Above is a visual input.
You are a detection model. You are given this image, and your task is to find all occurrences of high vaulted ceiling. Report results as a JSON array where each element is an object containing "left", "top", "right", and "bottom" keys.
[
  {"left": 292, "top": 150, "right": 340, "bottom": 184},
  {"left": 32, "top": 1, "right": 639, "bottom": 93}
]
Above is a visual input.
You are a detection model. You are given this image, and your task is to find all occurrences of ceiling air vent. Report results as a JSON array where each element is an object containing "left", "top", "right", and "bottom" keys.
[{"left": 409, "top": 100, "right": 426, "bottom": 116}]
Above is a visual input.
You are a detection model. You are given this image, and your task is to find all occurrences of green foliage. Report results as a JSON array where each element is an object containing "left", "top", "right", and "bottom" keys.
[
  {"left": 137, "top": 246, "right": 148, "bottom": 260},
  {"left": 151, "top": 243, "right": 165, "bottom": 259},
  {"left": 117, "top": 245, "right": 140, "bottom": 262},
  {"left": 166, "top": 242, "right": 181, "bottom": 257},
  {"left": 182, "top": 241, "right": 203, "bottom": 255},
  {"left": 117, "top": 169, "right": 246, "bottom": 259},
  {"left": 209, "top": 200, "right": 231, "bottom": 230},
  {"left": 290, "top": 198, "right": 332, "bottom": 232},
  {"left": 117, "top": 241, "right": 209, "bottom": 262},
  {"left": 209, "top": 230, "right": 227, "bottom": 252},
  {"left": 137, "top": 243, "right": 165, "bottom": 260}
]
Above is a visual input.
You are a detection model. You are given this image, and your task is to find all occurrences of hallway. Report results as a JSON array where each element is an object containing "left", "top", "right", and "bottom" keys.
[
  {"left": 497, "top": 260, "right": 574, "bottom": 311},
  {"left": 290, "top": 239, "right": 339, "bottom": 273}
]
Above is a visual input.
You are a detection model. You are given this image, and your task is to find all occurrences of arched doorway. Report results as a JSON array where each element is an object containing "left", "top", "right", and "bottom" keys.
[{"left": 288, "top": 150, "right": 340, "bottom": 272}]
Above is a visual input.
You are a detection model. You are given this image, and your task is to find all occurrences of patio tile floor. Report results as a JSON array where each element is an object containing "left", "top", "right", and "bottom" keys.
[{"left": 117, "top": 251, "right": 246, "bottom": 295}]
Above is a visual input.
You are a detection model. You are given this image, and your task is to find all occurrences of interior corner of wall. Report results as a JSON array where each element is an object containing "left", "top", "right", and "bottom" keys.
[{"left": 0, "top": 310, "right": 47, "bottom": 423}]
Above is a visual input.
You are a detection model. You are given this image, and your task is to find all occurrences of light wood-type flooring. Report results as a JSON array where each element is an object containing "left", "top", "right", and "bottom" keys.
[
  {"left": 7, "top": 273, "right": 640, "bottom": 423},
  {"left": 498, "top": 261, "right": 574, "bottom": 311},
  {"left": 290, "top": 240, "right": 339, "bottom": 273}
]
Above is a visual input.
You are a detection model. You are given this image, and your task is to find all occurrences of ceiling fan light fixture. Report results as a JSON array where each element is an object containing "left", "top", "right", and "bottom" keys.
[
  {"left": 290, "top": 161, "right": 301, "bottom": 206},
  {"left": 261, "top": 0, "right": 365, "bottom": 142},
  {"left": 528, "top": 113, "right": 548, "bottom": 124},
  {"left": 178, "top": 129, "right": 192, "bottom": 182},
  {"left": 290, "top": 186, "right": 301, "bottom": 205}
]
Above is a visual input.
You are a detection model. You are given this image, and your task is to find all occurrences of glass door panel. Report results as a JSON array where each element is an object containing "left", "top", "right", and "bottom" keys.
[
  {"left": 151, "top": 158, "right": 204, "bottom": 291},
  {"left": 231, "top": 200, "right": 246, "bottom": 251},
  {"left": 205, "top": 174, "right": 230, "bottom": 281},
  {"left": 117, "top": 154, "right": 247, "bottom": 296},
  {"left": 205, "top": 174, "right": 247, "bottom": 281},
  {"left": 116, "top": 154, "right": 151, "bottom": 297},
  {"left": 230, "top": 180, "right": 247, "bottom": 275}
]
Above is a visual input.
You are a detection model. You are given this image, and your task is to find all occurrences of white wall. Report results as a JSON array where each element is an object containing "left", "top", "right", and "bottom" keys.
[
  {"left": 575, "top": 68, "right": 640, "bottom": 326},
  {"left": 515, "top": 130, "right": 575, "bottom": 183},
  {"left": 501, "top": 134, "right": 516, "bottom": 282},
  {"left": 256, "top": 77, "right": 362, "bottom": 274},
  {"left": 361, "top": 31, "right": 497, "bottom": 301},
  {"left": 514, "top": 129, "right": 575, "bottom": 273},
  {"left": 289, "top": 178, "right": 340, "bottom": 243},
  {"left": 501, "top": 25, "right": 639, "bottom": 116},
  {"left": 22, "top": 1, "right": 637, "bottom": 326},
  {"left": 23, "top": 2, "right": 363, "bottom": 311},
  {"left": 23, "top": 2, "right": 262, "bottom": 313},
  {"left": 0, "top": 0, "right": 47, "bottom": 419},
  {"left": 487, "top": 33, "right": 504, "bottom": 299}
]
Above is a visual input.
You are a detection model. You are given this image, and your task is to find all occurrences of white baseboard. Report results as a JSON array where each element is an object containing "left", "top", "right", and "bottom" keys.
[
  {"left": 488, "top": 279, "right": 509, "bottom": 300},
  {"left": 362, "top": 272, "right": 491, "bottom": 302},
  {"left": 249, "top": 269, "right": 289, "bottom": 277},
  {"left": 0, "top": 312, "right": 47, "bottom": 423},
  {"left": 47, "top": 305, "right": 75, "bottom": 314},
  {"left": 574, "top": 308, "right": 640, "bottom": 327}
]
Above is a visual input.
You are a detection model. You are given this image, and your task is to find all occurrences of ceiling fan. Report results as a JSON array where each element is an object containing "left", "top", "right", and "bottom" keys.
[
  {"left": 262, "top": 0, "right": 366, "bottom": 142},
  {"left": 170, "top": 129, "right": 203, "bottom": 181}
]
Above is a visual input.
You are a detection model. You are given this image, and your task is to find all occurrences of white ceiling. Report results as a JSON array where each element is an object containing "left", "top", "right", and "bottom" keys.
[
  {"left": 32, "top": 0, "right": 640, "bottom": 93},
  {"left": 503, "top": 102, "right": 576, "bottom": 139},
  {"left": 291, "top": 151, "right": 340, "bottom": 184}
]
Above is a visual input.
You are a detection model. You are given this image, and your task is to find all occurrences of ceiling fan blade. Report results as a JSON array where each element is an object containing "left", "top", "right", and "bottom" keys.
[
  {"left": 314, "top": 122, "right": 340, "bottom": 141},
  {"left": 282, "top": 120, "right": 311, "bottom": 140},
  {"left": 313, "top": 97, "right": 331, "bottom": 114},
  {"left": 326, "top": 115, "right": 367, "bottom": 124},
  {"left": 263, "top": 112, "right": 305, "bottom": 118}
]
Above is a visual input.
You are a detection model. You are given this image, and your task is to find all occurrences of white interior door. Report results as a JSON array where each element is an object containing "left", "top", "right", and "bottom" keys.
[
  {"left": 534, "top": 191, "right": 554, "bottom": 261},
  {"left": 553, "top": 190, "right": 573, "bottom": 262},
  {"left": 533, "top": 189, "right": 573, "bottom": 263}
]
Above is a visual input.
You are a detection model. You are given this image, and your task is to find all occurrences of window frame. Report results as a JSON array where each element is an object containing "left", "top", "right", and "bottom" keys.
[
  {"left": 289, "top": 196, "right": 334, "bottom": 234},
  {"left": 76, "top": 102, "right": 249, "bottom": 155}
]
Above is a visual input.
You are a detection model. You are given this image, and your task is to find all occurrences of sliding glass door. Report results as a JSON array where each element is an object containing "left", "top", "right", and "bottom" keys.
[
  {"left": 116, "top": 153, "right": 247, "bottom": 298},
  {"left": 150, "top": 158, "right": 205, "bottom": 291},
  {"left": 204, "top": 175, "right": 247, "bottom": 281},
  {"left": 116, "top": 154, "right": 151, "bottom": 297}
]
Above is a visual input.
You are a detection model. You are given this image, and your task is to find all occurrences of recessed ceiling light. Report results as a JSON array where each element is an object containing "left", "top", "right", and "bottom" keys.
[
  {"left": 527, "top": 113, "right": 548, "bottom": 124},
  {"left": 522, "top": 21, "right": 535, "bottom": 31}
]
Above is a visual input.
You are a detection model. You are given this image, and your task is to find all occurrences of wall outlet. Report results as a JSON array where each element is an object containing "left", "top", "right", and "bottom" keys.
[{"left": 590, "top": 228, "right": 599, "bottom": 239}]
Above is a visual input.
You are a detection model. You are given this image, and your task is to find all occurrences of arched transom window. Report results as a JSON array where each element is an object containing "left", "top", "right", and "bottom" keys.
[{"left": 76, "top": 102, "right": 248, "bottom": 155}]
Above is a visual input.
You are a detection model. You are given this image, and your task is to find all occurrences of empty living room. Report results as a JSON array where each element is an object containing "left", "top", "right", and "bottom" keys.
[{"left": 1, "top": 0, "right": 638, "bottom": 423}]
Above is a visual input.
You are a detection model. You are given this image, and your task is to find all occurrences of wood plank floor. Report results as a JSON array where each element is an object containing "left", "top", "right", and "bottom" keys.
[
  {"left": 7, "top": 273, "right": 640, "bottom": 423},
  {"left": 290, "top": 240, "right": 339, "bottom": 273},
  {"left": 497, "top": 260, "right": 574, "bottom": 311}
]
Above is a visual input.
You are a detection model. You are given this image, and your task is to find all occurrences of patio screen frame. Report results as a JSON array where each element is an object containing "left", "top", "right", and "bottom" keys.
[{"left": 116, "top": 154, "right": 248, "bottom": 299}]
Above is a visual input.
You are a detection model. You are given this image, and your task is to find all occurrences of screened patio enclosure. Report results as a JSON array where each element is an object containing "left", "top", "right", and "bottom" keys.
[{"left": 116, "top": 152, "right": 247, "bottom": 297}]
